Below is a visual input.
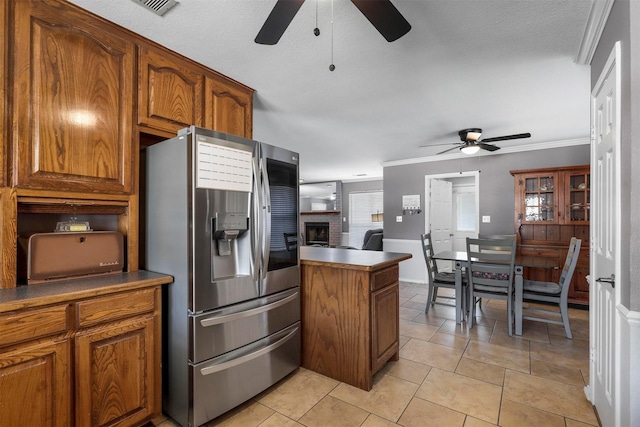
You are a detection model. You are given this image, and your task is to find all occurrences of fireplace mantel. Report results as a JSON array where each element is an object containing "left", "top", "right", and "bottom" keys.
[{"left": 301, "top": 211, "right": 340, "bottom": 215}]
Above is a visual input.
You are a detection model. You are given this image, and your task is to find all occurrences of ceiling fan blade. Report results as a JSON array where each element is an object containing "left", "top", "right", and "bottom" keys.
[
  {"left": 351, "top": 0, "right": 411, "bottom": 42},
  {"left": 419, "top": 142, "right": 459, "bottom": 148},
  {"left": 480, "top": 133, "right": 531, "bottom": 143},
  {"left": 437, "top": 145, "right": 462, "bottom": 155},
  {"left": 479, "top": 143, "right": 501, "bottom": 152},
  {"left": 255, "top": 0, "right": 305, "bottom": 45}
]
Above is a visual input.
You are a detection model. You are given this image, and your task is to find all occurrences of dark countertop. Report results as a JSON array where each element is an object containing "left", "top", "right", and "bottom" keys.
[
  {"left": 300, "top": 246, "right": 412, "bottom": 272},
  {"left": 0, "top": 270, "right": 174, "bottom": 313}
]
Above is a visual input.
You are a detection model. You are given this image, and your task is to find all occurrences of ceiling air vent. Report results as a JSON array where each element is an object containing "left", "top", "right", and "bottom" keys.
[{"left": 131, "top": 0, "right": 178, "bottom": 16}]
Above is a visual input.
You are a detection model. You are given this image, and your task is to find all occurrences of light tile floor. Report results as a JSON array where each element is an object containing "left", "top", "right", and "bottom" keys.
[{"left": 151, "top": 282, "right": 598, "bottom": 427}]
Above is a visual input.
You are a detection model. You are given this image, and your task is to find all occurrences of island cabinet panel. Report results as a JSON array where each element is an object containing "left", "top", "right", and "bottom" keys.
[
  {"left": 301, "top": 266, "right": 371, "bottom": 390},
  {"left": 11, "top": 0, "right": 134, "bottom": 194},
  {"left": 137, "top": 44, "right": 204, "bottom": 134},
  {"left": 204, "top": 76, "right": 254, "bottom": 138},
  {"left": 300, "top": 248, "right": 409, "bottom": 391}
]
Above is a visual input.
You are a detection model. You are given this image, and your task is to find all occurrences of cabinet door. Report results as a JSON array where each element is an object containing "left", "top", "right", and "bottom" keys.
[
  {"left": 564, "top": 169, "right": 590, "bottom": 225},
  {"left": 75, "top": 315, "right": 156, "bottom": 427},
  {"left": 0, "top": 338, "right": 72, "bottom": 427},
  {"left": 204, "top": 76, "right": 253, "bottom": 138},
  {"left": 514, "top": 172, "right": 559, "bottom": 224},
  {"left": 1, "top": 0, "right": 6, "bottom": 187},
  {"left": 371, "top": 283, "right": 399, "bottom": 373},
  {"left": 12, "top": 0, "right": 134, "bottom": 194},
  {"left": 138, "top": 44, "right": 204, "bottom": 133}
]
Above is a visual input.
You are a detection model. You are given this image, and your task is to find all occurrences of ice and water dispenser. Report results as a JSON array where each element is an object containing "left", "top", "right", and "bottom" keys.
[{"left": 213, "top": 212, "right": 249, "bottom": 256}]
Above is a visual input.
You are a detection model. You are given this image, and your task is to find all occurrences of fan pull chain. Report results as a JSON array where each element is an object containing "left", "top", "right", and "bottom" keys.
[
  {"left": 329, "top": 0, "right": 335, "bottom": 71},
  {"left": 313, "top": 0, "right": 320, "bottom": 36}
]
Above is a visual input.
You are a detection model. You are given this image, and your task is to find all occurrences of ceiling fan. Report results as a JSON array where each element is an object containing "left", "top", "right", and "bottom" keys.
[
  {"left": 422, "top": 128, "right": 532, "bottom": 155},
  {"left": 255, "top": 0, "right": 411, "bottom": 45}
]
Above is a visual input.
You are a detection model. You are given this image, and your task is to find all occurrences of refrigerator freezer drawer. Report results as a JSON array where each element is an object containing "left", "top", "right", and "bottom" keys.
[
  {"left": 190, "top": 287, "right": 300, "bottom": 363},
  {"left": 191, "top": 322, "right": 300, "bottom": 426}
]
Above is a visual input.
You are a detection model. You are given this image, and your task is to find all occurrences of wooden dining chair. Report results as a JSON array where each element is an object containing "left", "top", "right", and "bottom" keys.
[
  {"left": 466, "top": 236, "right": 517, "bottom": 335},
  {"left": 520, "top": 237, "right": 582, "bottom": 339},
  {"left": 420, "top": 233, "right": 466, "bottom": 314}
]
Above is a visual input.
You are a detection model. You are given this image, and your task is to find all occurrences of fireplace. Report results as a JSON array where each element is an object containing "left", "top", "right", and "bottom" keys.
[{"left": 305, "top": 222, "right": 329, "bottom": 246}]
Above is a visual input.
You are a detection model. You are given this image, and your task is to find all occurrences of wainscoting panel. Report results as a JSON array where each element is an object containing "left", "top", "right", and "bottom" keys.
[{"left": 381, "top": 239, "right": 426, "bottom": 284}]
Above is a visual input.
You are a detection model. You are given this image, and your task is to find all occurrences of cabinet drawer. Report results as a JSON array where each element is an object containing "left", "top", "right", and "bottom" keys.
[
  {"left": 75, "top": 288, "right": 156, "bottom": 328},
  {"left": 371, "top": 265, "right": 398, "bottom": 292},
  {"left": 518, "top": 246, "right": 561, "bottom": 259},
  {"left": 0, "top": 304, "right": 70, "bottom": 347}
]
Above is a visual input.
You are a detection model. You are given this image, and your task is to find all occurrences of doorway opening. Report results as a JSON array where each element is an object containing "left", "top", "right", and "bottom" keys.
[{"left": 424, "top": 171, "right": 479, "bottom": 255}]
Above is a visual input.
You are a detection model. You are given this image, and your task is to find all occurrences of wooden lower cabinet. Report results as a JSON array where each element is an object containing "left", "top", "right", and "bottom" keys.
[
  {"left": 0, "top": 283, "right": 161, "bottom": 427},
  {"left": 371, "top": 284, "right": 400, "bottom": 373},
  {"left": 0, "top": 338, "right": 72, "bottom": 427},
  {"left": 75, "top": 315, "right": 156, "bottom": 427}
]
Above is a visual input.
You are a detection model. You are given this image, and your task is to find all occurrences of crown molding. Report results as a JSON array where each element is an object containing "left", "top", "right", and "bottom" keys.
[
  {"left": 382, "top": 137, "right": 590, "bottom": 168},
  {"left": 575, "top": 0, "right": 615, "bottom": 65}
]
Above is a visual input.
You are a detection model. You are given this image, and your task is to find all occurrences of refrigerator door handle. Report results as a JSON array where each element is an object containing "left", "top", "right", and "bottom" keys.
[
  {"left": 260, "top": 156, "right": 271, "bottom": 278},
  {"left": 199, "top": 292, "right": 298, "bottom": 327},
  {"left": 251, "top": 155, "right": 261, "bottom": 283},
  {"left": 199, "top": 326, "right": 299, "bottom": 375}
]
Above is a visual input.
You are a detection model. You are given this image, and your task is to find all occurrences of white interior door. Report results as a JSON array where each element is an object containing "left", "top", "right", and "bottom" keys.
[
  {"left": 429, "top": 179, "right": 453, "bottom": 270},
  {"left": 589, "top": 41, "right": 621, "bottom": 427}
]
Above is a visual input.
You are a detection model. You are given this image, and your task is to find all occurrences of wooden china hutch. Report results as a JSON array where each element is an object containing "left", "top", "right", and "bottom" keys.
[
  {"left": 0, "top": 1, "right": 254, "bottom": 426},
  {"left": 511, "top": 165, "right": 590, "bottom": 304}
]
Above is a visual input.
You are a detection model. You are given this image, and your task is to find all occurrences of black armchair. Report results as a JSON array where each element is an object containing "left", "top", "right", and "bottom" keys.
[
  {"left": 339, "top": 228, "right": 383, "bottom": 251},
  {"left": 361, "top": 228, "right": 384, "bottom": 251}
]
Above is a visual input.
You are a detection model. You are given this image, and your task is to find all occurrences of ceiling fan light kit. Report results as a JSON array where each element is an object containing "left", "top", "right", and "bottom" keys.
[{"left": 460, "top": 144, "right": 481, "bottom": 155}]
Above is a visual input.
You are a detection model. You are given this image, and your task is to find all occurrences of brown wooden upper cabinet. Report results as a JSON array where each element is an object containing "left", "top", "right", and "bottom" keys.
[
  {"left": 137, "top": 44, "right": 204, "bottom": 134},
  {"left": 10, "top": 0, "right": 134, "bottom": 194},
  {"left": 512, "top": 165, "right": 590, "bottom": 226},
  {"left": 204, "top": 76, "right": 253, "bottom": 138},
  {"left": 138, "top": 45, "right": 253, "bottom": 139}
]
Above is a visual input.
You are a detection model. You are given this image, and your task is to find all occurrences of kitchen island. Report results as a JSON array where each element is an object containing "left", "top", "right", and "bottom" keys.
[{"left": 300, "top": 246, "right": 412, "bottom": 391}]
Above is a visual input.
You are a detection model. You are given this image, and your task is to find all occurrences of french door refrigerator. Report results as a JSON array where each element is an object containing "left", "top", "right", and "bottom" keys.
[{"left": 145, "top": 126, "right": 300, "bottom": 427}]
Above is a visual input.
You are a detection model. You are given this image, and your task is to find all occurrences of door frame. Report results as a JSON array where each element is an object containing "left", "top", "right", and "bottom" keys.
[{"left": 424, "top": 171, "right": 479, "bottom": 241}]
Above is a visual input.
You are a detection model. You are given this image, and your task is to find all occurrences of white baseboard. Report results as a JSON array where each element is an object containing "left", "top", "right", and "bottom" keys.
[{"left": 618, "top": 304, "right": 640, "bottom": 427}]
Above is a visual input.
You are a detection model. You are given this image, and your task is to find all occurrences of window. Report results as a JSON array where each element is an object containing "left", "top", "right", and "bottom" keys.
[{"left": 349, "top": 191, "right": 383, "bottom": 247}]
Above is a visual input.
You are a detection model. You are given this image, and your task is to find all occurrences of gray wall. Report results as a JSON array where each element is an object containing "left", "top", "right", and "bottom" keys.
[
  {"left": 341, "top": 180, "right": 383, "bottom": 232},
  {"left": 590, "top": 0, "right": 639, "bottom": 310},
  {"left": 383, "top": 146, "right": 590, "bottom": 240}
]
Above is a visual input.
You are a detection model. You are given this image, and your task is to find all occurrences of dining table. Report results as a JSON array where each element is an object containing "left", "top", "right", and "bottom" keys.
[{"left": 431, "top": 250, "right": 559, "bottom": 335}]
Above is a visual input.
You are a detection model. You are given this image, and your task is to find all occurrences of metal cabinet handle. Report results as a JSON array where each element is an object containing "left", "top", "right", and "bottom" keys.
[
  {"left": 199, "top": 326, "right": 298, "bottom": 375},
  {"left": 200, "top": 292, "right": 298, "bottom": 327},
  {"left": 595, "top": 274, "right": 615, "bottom": 288}
]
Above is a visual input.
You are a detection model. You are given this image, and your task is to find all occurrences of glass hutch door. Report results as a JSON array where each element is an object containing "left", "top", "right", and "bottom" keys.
[{"left": 520, "top": 173, "right": 557, "bottom": 224}]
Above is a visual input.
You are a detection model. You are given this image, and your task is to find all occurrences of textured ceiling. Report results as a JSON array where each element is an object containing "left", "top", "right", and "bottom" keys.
[{"left": 69, "top": 0, "right": 594, "bottom": 183}]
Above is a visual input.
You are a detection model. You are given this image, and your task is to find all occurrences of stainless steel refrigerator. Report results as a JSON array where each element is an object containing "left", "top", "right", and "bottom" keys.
[{"left": 145, "top": 126, "right": 300, "bottom": 427}]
